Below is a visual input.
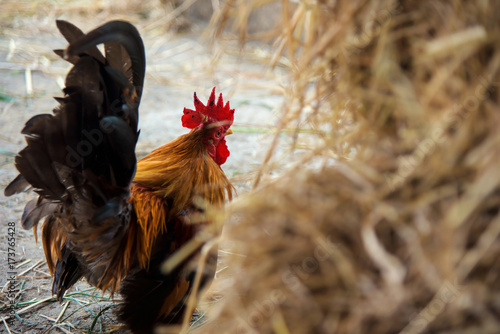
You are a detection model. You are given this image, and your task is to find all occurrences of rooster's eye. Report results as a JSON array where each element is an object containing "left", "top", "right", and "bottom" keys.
[{"left": 216, "top": 131, "right": 221, "bottom": 137}]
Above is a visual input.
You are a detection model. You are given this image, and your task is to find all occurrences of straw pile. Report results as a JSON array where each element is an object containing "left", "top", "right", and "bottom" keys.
[{"left": 192, "top": 1, "right": 500, "bottom": 333}]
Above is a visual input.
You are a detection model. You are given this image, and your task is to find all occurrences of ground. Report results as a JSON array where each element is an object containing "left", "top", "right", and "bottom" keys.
[{"left": 0, "top": 9, "right": 287, "bottom": 333}]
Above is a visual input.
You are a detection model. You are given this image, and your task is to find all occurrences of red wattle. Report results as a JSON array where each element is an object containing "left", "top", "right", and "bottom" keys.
[{"left": 214, "top": 138, "right": 230, "bottom": 166}]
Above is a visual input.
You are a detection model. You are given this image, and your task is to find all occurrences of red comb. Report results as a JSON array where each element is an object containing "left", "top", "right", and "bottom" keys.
[{"left": 182, "top": 87, "right": 234, "bottom": 130}]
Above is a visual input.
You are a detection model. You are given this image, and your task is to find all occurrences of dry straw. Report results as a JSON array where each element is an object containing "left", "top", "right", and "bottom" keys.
[{"left": 193, "top": 0, "right": 500, "bottom": 333}]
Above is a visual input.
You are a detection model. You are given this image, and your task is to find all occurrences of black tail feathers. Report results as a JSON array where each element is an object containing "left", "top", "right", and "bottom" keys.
[
  {"left": 3, "top": 19, "right": 148, "bottom": 307},
  {"left": 5, "top": 19, "right": 146, "bottom": 226}
]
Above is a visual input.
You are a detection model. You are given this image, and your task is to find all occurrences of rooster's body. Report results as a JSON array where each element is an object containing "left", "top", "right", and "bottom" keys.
[{"left": 4, "top": 20, "right": 234, "bottom": 333}]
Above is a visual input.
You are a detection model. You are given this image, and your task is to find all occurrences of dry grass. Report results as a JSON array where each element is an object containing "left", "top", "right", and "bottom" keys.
[{"left": 192, "top": 1, "right": 500, "bottom": 333}]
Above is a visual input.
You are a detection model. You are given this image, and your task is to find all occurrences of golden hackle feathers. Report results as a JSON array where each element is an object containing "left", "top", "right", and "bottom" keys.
[
  {"left": 128, "top": 187, "right": 168, "bottom": 269},
  {"left": 133, "top": 129, "right": 234, "bottom": 211},
  {"left": 130, "top": 128, "right": 234, "bottom": 270}
]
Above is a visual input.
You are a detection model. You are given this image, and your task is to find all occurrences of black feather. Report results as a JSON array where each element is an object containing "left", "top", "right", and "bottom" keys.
[
  {"left": 101, "top": 115, "right": 137, "bottom": 186},
  {"left": 56, "top": 20, "right": 105, "bottom": 63},
  {"left": 21, "top": 114, "right": 52, "bottom": 135},
  {"left": 105, "top": 41, "right": 133, "bottom": 85},
  {"left": 66, "top": 21, "right": 145, "bottom": 99},
  {"left": 21, "top": 197, "right": 60, "bottom": 229},
  {"left": 93, "top": 197, "right": 125, "bottom": 223},
  {"left": 53, "top": 49, "right": 79, "bottom": 64},
  {"left": 16, "top": 139, "right": 66, "bottom": 200},
  {"left": 53, "top": 243, "right": 84, "bottom": 301},
  {"left": 4, "top": 174, "right": 30, "bottom": 196}
]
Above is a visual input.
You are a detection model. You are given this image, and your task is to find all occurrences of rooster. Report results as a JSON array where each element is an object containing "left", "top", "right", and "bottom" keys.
[{"left": 4, "top": 20, "right": 234, "bottom": 333}]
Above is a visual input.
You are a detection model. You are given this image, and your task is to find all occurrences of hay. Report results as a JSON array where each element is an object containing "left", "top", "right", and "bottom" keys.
[{"left": 195, "top": 0, "right": 500, "bottom": 333}]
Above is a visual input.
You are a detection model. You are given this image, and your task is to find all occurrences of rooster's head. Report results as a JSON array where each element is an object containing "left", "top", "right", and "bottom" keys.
[{"left": 181, "top": 87, "right": 235, "bottom": 166}]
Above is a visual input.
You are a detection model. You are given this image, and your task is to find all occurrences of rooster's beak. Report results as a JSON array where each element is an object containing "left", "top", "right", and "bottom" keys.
[{"left": 226, "top": 129, "right": 233, "bottom": 135}]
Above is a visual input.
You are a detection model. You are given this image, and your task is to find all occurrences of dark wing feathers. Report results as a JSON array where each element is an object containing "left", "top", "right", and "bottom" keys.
[{"left": 4, "top": 20, "right": 146, "bottom": 297}]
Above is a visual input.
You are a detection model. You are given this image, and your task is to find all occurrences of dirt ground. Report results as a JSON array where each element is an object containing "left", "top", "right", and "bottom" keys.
[{"left": 0, "top": 6, "right": 288, "bottom": 333}]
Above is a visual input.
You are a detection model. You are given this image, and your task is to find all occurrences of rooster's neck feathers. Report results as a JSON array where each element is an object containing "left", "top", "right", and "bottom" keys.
[
  {"left": 129, "top": 130, "right": 234, "bottom": 269},
  {"left": 133, "top": 129, "right": 233, "bottom": 205}
]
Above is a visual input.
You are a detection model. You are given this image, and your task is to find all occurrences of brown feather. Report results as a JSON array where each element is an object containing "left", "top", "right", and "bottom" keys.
[{"left": 41, "top": 215, "right": 67, "bottom": 275}]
